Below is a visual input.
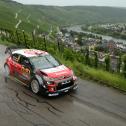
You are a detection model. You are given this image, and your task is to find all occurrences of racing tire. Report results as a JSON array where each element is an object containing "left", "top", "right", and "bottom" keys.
[
  {"left": 4, "top": 64, "right": 10, "bottom": 77},
  {"left": 30, "top": 79, "right": 40, "bottom": 94}
]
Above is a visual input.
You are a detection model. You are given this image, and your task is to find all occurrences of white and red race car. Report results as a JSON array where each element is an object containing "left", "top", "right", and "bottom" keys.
[{"left": 4, "top": 47, "right": 78, "bottom": 96}]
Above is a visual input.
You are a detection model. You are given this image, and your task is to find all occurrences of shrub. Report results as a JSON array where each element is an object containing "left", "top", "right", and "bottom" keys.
[
  {"left": 105, "top": 55, "right": 110, "bottom": 71},
  {"left": 122, "top": 54, "right": 126, "bottom": 77},
  {"left": 94, "top": 52, "right": 98, "bottom": 68},
  {"left": 85, "top": 47, "right": 90, "bottom": 65}
]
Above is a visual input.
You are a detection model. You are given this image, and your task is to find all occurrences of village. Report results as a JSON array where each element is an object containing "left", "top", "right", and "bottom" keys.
[
  {"left": 57, "top": 27, "right": 126, "bottom": 72},
  {"left": 99, "top": 23, "right": 126, "bottom": 33}
]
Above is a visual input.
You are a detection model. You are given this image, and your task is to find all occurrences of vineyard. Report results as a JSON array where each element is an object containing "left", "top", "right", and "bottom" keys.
[{"left": 0, "top": 27, "right": 126, "bottom": 91}]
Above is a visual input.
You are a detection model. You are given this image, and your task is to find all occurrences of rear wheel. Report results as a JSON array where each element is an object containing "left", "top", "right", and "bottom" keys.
[
  {"left": 4, "top": 64, "right": 10, "bottom": 77},
  {"left": 30, "top": 79, "right": 40, "bottom": 94}
]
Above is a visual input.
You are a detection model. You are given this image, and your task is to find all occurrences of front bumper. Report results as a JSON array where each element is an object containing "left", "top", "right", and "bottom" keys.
[{"left": 46, "top": 83, "right": 78, "bottom": 97}]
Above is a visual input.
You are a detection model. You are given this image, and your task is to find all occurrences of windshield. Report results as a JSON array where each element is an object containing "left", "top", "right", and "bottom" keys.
[{"left": 30, "top": 54, "right": 61, "bottom": 69}]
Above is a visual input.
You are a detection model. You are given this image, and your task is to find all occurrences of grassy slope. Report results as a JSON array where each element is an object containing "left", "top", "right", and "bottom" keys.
[
  {"left": 0, "top": 0, "right": 55, "bottom": 31},
  {"left": 1, "top": 0, "right": 126, "bottom": 32},
  {"left": 55, "top": 53, "right": 126, "bottom": 91}
]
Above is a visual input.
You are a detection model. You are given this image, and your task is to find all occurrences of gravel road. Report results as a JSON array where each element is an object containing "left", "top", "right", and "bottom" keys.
[{"left": 0, "top": 45, "right": 126, "bottom": 126}]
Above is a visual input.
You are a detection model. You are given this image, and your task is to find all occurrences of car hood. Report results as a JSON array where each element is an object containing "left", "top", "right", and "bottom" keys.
[{"left": 40, "top": 65, "right": 72, "bottom": 78}]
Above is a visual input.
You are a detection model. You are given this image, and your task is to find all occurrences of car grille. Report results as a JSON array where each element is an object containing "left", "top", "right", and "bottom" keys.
[{"left": 56, "top": 79, "right": 74, "bottom": 90}]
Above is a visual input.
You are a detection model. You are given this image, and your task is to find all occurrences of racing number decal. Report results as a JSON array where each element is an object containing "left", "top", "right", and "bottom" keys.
[
  {"left": 21, "top": 67, "right": 31, "bottom": 80},
  {"left": 21, "top": 67, "right": 30, "bottom": 75}
]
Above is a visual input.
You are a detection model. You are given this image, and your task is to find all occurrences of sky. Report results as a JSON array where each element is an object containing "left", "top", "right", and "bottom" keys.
[{"left": 13, "top": 0, "right": 126, "bottom": 7}]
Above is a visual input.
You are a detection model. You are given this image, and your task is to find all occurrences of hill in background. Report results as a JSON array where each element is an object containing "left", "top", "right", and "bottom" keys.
[{"left": 0, "top": 0, "right": 126, "bottom": 32}]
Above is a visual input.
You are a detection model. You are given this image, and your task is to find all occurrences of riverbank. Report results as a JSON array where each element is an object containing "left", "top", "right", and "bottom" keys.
[
  {"left": 67, "top": 25, "right": 126, "bottom": 44},
  {"left": 88, "top": 27, "right": 126, "bottom": 41}
]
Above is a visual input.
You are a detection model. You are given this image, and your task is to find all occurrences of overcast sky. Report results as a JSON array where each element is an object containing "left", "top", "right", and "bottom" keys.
[{"left": 13, "top": 0, "right": 126, "bottom": 7}]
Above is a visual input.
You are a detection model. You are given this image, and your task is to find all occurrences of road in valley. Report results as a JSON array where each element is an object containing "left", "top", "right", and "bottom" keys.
[{"left": 0, "top": 45, "right": 126, "bottom": 126}]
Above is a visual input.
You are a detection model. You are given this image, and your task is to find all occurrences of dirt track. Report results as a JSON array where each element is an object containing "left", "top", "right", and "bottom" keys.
[{"left": 0, "top": 45, "right": 126, "bottom": 126}]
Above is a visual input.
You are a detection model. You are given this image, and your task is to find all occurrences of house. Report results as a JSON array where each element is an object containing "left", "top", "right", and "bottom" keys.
[
  {"left": 98, "top": 52, "right": 106, "bottom": 63},
  {"left": 107, "top": 40, "right": 117, "bottom": 54}
]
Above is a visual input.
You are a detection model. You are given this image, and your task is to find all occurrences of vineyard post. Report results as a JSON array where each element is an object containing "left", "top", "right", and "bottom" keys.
[
  {"left": 22, "top": 30, "right": 27, "bottom": 48},
  {"left": 32, "top": 31, "right": 35, "bottom": 48},
  {"left": 15, "top": 29, "right": 20, "bottom": 45},
  {"left": 43, "top": 33, "right": 47, "bottom": 51}
]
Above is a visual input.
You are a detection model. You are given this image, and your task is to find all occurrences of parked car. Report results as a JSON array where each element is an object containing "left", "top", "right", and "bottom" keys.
[{"left": 4, "top": 47, "right": 78, "bottom": 96}]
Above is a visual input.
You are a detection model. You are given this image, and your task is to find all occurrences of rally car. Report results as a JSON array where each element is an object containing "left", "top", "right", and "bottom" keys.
[{"left": 4, "top": 47, "right": 78, "bottom": 96}]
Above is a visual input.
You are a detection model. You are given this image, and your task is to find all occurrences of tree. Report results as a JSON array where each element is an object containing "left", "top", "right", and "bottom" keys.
[
  {"left": 117, "top": 55, "right": 122, "bottom": 73},
  {"left": 85, "top": 47, "right": 90, "bottom": 65},
  {"left": 63, "top": 48, "right": 74, "bottom": 62},
  {"left": 94, "top": 52, "right": 98, "bottom": 68},
  {"left": 105, "top": 55, "right": 110, "bottom": 71},
  {"left": 77, "top": 34, "right": 83, "bottom": 46}
]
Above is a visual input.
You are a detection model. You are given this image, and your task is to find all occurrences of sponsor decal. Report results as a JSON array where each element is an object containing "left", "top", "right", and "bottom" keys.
[
  {"left": 61, "top": 80, "right": 71, "bottom": 85},
  {"left": 48, "top": 93, "right": 59, "bottom": 96},
  {"left": 64, "top": 90, "right": 69, "bottom": 93},
  {"left": 43, "top": 65, "right": 67, "bottom": 73},
  {"left": 21, "top": 67, "right": 31, "bottom": 80},
  {"left": 21, "top": 67, "right": 30, "bottom": 74}
]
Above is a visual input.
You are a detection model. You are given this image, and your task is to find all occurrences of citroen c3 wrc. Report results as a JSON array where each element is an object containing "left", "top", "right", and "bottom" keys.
[{"left": 4, "top": 47, "right": 78, "bottom": 96}]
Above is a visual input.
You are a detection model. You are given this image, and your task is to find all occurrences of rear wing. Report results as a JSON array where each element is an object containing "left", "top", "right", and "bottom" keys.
[{"left": 5, "top": 46, "right": 26, "bottom": 55}]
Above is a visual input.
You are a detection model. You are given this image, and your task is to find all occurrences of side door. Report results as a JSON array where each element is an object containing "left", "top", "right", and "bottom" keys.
[
  {"left": 18, "top": 56, "right": 32, "bottom": 84},
  {"left": 11, "top": 53, "right": 22, "bottom": 77}
]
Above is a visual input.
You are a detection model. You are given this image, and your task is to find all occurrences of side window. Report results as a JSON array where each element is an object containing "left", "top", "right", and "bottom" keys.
[
  {"left": 12, "top": 54, "right": 20, "bottom": 63},
  {"left": 19, "top": 56, "right": 31, "bottom": 68},
  {"left": 18, "top": 56, "right": 32, "bottom": 75}
]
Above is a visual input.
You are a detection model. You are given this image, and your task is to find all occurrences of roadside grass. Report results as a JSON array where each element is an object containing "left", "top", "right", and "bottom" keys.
[
  {"left": 0, "top": 38, "right": 16, "bottom": 46},
  {"left": 59, "top": 57, "right": 126, "bottom": 91},
  {"left": 0, "top": 39, "right": 126, "bottom": 91},
  {"left": 82, "top": 66, "right": 126, "bottom": 90}
]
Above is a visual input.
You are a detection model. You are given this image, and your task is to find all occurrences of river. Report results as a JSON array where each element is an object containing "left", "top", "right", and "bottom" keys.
[{"left": 67, "top": 25, "right": 126, "bottom": 44}]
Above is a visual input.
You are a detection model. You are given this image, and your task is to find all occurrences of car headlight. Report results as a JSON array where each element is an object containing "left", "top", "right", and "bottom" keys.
[{"left": 43, "top": 76, "right": 54, "bottom": 82}]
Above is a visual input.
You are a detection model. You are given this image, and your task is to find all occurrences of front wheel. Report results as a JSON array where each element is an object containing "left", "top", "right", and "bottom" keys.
[{"left": 30, "top": 79, "right": 40, "bottom": 94}]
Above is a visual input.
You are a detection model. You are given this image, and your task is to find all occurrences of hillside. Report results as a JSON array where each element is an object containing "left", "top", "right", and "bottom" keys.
[{"left": 1, "top": 0, "right": 126, "bottom": 32}]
